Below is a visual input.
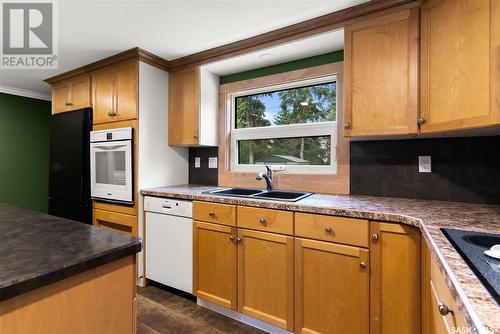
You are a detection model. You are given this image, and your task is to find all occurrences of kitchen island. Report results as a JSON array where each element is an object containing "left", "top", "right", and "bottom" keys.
[{"left": 0, "top": 203, "right": 141, "bottom": 333}]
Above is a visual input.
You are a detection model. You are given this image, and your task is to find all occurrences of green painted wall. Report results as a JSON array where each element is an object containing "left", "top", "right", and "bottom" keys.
[
  {"left": 0, "top": 93, "right": 51, "bottom": 213},
  {"left": 220, "top": 50, "right": 344, "bottom": 84}
]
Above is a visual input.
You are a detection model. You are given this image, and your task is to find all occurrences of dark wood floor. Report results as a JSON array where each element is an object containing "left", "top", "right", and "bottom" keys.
[{"left": 137, "top": 285, "right": 265, "bottom": 334}]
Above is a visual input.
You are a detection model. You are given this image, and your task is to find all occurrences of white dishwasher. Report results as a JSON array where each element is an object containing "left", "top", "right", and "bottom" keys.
[{"left": 145, "top": 196, "right": 193, "bottom": 294}]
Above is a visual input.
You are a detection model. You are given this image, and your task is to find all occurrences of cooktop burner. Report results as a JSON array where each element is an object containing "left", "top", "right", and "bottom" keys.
[{"left": 441, "top": 228, "right": 500, "bottom": 305}]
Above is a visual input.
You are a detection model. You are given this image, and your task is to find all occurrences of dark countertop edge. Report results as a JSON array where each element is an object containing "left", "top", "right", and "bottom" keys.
[
  {"left": 0, "top": 241, "right": 141, "bottom": 302},
  {"left": 140, "top": 186, "right": 498, "bottom": 334}
]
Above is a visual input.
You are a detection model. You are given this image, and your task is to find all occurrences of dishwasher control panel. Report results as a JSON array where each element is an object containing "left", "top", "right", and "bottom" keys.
[{"left": 144, "top": 196, "right": 192, "bottom": 218}]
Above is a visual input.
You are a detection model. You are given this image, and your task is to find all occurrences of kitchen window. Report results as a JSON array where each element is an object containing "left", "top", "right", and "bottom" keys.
[{"left": 230, "top": 76, "right": 337, "bottom": 174}]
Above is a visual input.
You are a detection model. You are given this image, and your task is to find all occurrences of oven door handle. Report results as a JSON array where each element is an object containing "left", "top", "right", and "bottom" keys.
[{"left": 93, "top": 145, "right": 127, "bottom": 151}]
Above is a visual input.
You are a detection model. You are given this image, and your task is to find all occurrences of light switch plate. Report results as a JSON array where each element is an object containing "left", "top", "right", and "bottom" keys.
[
  {"left": 418, "top": 156, "right": 432, "bottom": 173},
  {"left": 194, "top": 157, "right": 201, "bottom": 168},
  {"left": 208, "top": 157, "right": 218, "bottom": 169}
]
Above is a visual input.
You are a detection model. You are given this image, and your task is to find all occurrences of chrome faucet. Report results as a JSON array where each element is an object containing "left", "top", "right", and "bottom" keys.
[{"left": 256, "top": 166, "right": 273, "bottom": 191}]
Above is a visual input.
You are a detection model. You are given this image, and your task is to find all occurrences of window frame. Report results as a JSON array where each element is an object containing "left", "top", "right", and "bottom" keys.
[
  {"left": 229, "top": 75, "right": 338, "bottom": 174},
  {"left": 218, "top": 62, "right": 349, "bottom": 195}
]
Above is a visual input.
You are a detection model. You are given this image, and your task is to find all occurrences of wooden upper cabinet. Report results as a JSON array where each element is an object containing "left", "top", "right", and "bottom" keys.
[
  {"left": 295, "top": 238, "right": 369, "bottom": 334},
  {"left": 169, "top": 66, "right": 200, "bottom": 146},
  {"left": 51, "top": 74, "right": 91, "bottom": 114},
  {"left": 344, "top": 8, "right": 419, "bottom": 137},
  {"left": 420, "top": 0, "right": 500, "bottom": 133},
  {"left": 193, "top": 221, "right": 237, "bottom": 310},
  {"left": 168, "top": 65, "right": 218, "bottom": 146},
  {"left": 237, "top": 229, "right": 294, "bottom": 331},
  {"left": 92, "top": 61, "right": 138, "bottom": 124},
  {"left": 370, "top": 222, "right": 421, "bottom": 334}
]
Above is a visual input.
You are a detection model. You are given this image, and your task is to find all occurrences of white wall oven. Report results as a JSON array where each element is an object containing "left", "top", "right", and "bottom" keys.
[{"left": 90, "top": 127, "right": 133, "bottom": 204}]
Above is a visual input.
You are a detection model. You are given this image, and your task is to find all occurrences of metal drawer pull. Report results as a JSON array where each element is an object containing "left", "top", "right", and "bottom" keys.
[
  {"left": 325, "top": 226, "right": 333, "bottom": 234},
  {"left": 236, "top": 237, "right": 242, "bottom": 244},
  {"left": 259, "top": 217, "right": 266, "bottom": 225},
  {"left": 208, "top": 211, "right": 215, "bottom": 217},
  {"left": 229, "top": 235, "right": 234, "bottom": 241},
  {"left": 372, "top": 233, "right": 379, "bottom": 241},
  {"left": 438, "top": 303, "right": 453, "bottom": 316},
  {"left": 360, "top": 262, "right": 367, "bottom": 270}
]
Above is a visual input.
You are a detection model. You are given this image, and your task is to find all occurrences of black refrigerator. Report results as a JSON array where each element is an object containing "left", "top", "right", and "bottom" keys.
[{"left": 48, "top": 108, "right": 92, "bottom": 224}]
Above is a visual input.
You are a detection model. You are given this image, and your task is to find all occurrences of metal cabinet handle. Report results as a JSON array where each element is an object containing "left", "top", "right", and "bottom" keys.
[
  {"left": 438, "top": 303, "right": 453, "bottom": 316},
  {"left": 208, "top": 211, "right": 215, "bottom": 217},
  {"left": 68, "top": 102, "right": 73, "bottom": 106},
  {"left": 108, "top": 111, "right": 116, "bottom": 117},
  {"left": 259, "top": 217, "right": 266, "bottom": 225},
  {"left": 418, "top": 117, "right": 426, "bottom": 125},
  {"left": 229, "top": 235, "right": 235, "bottom": 242},
  {"left": 236, "top": 237, "right": 242, "bottom": 244},
  {"left": 193, "top": 134, "right": 199, "bottom": 139},
  {"left": 325, "top": 226, "right": 333, "bottom": 234},
  {"left": 372, "top": 233, "right": 379, "bottom": 241},
  {"left": 65, "top": 101, "right": 70, "bottom": 106},
  {"left": 344, "top": 122, "right": 351, "bottom": 129},
  {"left": 360, "top": 262, "right": 367, "bottom": 270}
]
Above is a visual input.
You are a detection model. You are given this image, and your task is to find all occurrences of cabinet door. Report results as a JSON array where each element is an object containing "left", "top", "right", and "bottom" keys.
[
  {"left": 295, "top": 238, "right": 369, "bottom": 334},
  {"left": 237, "top": 229, "right": 294, "bottom": 330},
  {"left": 68, "top": 74, "right": 91, "bottom": 111},
  {"left": 168, "top": 66, "right": 200, "bottom": 146},
  {"left": 93, "top": 209, "right": 137, "bottom": 236},
  {"left": 344, "top": 8, "right": 419, "bottom": 137},
  {"left": 114, "top": 62, "right": 138, "bottom": 122},
  {"left": 92, "top": 69, "right": 115, "bottom": 124},
  {"left": 420, "top": 0, "right": 500, "bottom": 133},
  {"left": 52, "top": 81, "right": 70, "bottom": 114},
  {"left": 370, "top": 222, "right": 420, "bottom": 334},
  {"left": 193, "top": 221, "right": 237, "bottom": 309}
]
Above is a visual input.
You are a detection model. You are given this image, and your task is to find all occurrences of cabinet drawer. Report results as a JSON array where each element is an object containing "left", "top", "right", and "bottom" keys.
[
  {"left": 429, "top": 255, "right": 467, "bottom": 332},
  {"left": 237, "top": 206, "right": 293, "bottom": 235},
  {"left": 295, "top": 213, "right": 369, "bottom": 247},
  {"left": 93, "top": 209, "right": 137, "bottom": 236},
  {"left": 193, "top": 201, "right": 236, "bottom": 226}
]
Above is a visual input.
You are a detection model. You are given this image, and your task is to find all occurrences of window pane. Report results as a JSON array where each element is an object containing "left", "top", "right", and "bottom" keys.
[
  {"left": 238, "top": 136, "right": 331, "bottom": 166},
  {"left": 235, "top": 82, "right": 336, "bottom": 129}
]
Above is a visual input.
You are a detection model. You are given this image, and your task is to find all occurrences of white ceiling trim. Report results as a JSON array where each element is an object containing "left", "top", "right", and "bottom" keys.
[{"left": 0, "top": 85, "right": 51, "bottom": 101}]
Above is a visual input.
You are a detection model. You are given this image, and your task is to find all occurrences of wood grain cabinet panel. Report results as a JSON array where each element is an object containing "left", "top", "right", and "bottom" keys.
[
  {"left": 193, "top": 221, "right": 237, "bottom": 310},
  {"left": 344, "top": 7, "right": 419, "bottom": 137},
  {"left": 237, "top": 229, "right": 294, "bottom": 331},
  {"left": 169, "top": 66, "right": 200, "bottom": 146},
  {"left": 93, "top": 209, "right": 137, "bottom": 236},
  {"left": 52, "top": 81, "right": 70, "bottom": 114},
  {"left": 237, "top": 206, "right": 293, "bottom": 235},
  {"left": 370, "top": 222, "right": 420, "bottom": 334},
  {"left": 51, "top": 74, "right": 91, "bottom": 114},
  {"left": 92, "top": 61, "right": 138, "bottom": 124},
  {"left": 420, "top": 0, "right": 500, "bottom": 133},
  {"left": 295, "top": 238, "right": 369, "bottom": 334},
  {"left": 295, "top": 213, "right": 369, "bottom": 247},
  {"left": 193, "top": 201, "right": 236, "bottom": 226}
]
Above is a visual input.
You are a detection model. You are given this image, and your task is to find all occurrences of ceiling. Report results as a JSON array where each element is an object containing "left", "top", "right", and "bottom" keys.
[{"left": 0, "top": 0, "right": 368, "bottom": 98}]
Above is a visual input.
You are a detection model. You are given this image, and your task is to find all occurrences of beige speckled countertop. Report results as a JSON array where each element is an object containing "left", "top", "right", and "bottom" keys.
[{"left": 141, "top": 184, "right": 500, "bottom": 334}]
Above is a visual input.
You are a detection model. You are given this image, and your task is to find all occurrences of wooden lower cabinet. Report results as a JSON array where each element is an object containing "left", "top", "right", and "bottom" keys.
[
  {"left": 93, "top": 209, "right": 137, "bottom": 236},
  {"left": 370, "top": 222, "right": 421, "bottom": 334},
  {"left": 237, "top": 229, "right": 294, "bottom": 330},
  {"left": 422, "top": 241, "right": 467, "bottom": 334},
  {"left": 193, "top": 221, "right": 237, "bottom": 309},
  {"left": 295, "top": 238, "right": 369, "bottom": 334}
]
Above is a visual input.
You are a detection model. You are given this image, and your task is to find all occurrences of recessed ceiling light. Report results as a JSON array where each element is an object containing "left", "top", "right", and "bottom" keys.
[
  {"left": 259, "top": 53, "right": 273, "bottom": 61},
  {"left": 300, "top": 101, "right": 309, "bottom": 106}
]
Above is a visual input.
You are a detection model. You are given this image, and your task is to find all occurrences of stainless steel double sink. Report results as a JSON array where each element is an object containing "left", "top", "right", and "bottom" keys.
[{"left": 205, "top": 188, "right": 313, "bottom": 202}]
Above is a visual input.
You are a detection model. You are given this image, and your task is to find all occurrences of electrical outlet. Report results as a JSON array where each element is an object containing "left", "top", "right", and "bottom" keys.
[
  {"left": 194, "top": 157, "right": 201, "bottom": 168},
  {"left": 208, "top": 157, "right": 218, "bottom": 169},
  {"left": 418, "top": 156, "right": 432, "bottom": 173}
]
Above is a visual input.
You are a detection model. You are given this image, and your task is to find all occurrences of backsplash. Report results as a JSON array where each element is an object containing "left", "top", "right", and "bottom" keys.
[
  {"left": 350, "top": 136, "right": 500, "bottom": 204},
  {"left": 189, "top": 147, "right": 218, "bottom": 185},
  {"left": 189, "top": 136, "right": 500, "bottom": 205}
]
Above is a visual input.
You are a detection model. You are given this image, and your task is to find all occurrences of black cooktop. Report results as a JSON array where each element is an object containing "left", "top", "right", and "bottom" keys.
[{"left": 441, "top": 228, "right": 500, "bottom": 305}]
